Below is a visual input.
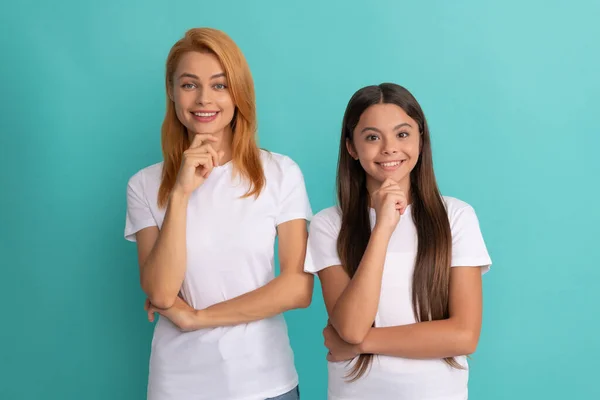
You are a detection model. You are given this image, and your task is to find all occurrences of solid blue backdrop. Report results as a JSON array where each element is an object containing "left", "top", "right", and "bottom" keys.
[{"left": 1, "top": 1, "right": 598, "bottom": 398}]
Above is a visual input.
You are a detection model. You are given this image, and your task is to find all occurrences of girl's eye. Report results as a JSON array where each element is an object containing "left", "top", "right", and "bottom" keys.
[
  {"left": 182, "top": 83, "right": 196, "bottom": 89},
  {"left": 366, "top": 135, "right": 379, "bottom": 141},
  {"left": 214, "top": 83, "right": 227, "bottom": 90},
  {"left": 398, "top": 132, "right": 409, "bottom": 138}
]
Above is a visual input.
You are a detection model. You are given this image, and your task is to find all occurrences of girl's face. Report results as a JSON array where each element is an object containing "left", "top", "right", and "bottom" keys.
[
  {"left": 170, "top": 51, "right": 235, "bottom": 138},
  {"left": 347, "top": 103, "right": 421, "bottom": 195}
]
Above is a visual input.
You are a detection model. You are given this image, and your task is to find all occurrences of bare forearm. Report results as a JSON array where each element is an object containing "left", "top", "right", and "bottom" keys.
[
  {"left": 195, "top": 273, "right": 313, "bottom": 328},
  {"left": 330, "top": 227, "right": 391, "bottom": 343},
  {"left": 359, "top": 319, "right": 479, "bottom": 359},
  {"left": 142, "top": 190, "right": 188, "bottom": 308}
]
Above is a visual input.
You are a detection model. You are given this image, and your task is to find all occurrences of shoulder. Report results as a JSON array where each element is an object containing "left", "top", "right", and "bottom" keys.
[
  {"left": 310, "top": 206, "right": 342, "bottom": 233},
  {"left": 442, "top": 196, "right": 473, "bottom": 214},
  {"left": 127, "top": 162, "right": 163, "bottom": 193},
  {"left": 442, "top": 196, "right": 481, "bottom": 228},
  {"left": 260, "top": 149, "right": 303, "bottom": 174}
]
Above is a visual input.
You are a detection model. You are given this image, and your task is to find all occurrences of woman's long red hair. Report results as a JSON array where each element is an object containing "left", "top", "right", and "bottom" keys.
[{"left": 158, "top": 28, "right": 264, "bottom": 206}]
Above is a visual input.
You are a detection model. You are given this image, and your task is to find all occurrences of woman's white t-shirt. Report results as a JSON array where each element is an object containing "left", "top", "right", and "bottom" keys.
[
  {"left": 124, "top": 150, "right": 312, "bottom": 400},
  {"left": 304, "top": 197, "right": 492, "bottom": 400}
]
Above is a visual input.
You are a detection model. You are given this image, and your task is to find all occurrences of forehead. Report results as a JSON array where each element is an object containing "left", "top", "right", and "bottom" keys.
[
  {"left": 357, "top": 103, "right": 415, "bottom": 129},
  {"left": 174, "top": 51, "right": 225, "bottom": 79}
]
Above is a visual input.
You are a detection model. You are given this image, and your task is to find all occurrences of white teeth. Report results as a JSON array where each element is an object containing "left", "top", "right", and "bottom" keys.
[
  {"left": 380, "top": 161, "right": 402, "bottom": 167},
  {"left": 193, "top": 112, "right": 217, "bottom": 117}
]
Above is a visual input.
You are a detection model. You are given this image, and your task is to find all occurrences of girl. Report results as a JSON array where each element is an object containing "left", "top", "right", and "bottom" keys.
[
  {"left": 124, "top": 28, "right": 311, "bottom": 400},
  {"left": 305, "top": 83, "right": 492, "bottom": 400}
]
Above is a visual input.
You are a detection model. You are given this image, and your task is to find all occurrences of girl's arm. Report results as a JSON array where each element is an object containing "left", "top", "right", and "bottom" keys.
[
  {"left": 318, "top": 226, "right": 392, "bottom": 344},
  {"left": 358, "top": 266, "right": 483, "bottom": 358}
]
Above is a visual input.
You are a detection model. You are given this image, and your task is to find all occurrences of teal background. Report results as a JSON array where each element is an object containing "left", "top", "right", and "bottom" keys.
[{"left": 2, "top": 0, "right": 599, "bottom": 399}]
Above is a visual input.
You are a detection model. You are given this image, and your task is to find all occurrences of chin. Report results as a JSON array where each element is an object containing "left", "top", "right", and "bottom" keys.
[
  {"left": 380, "top": 172, "right": 408, "bottom": 184},
  {"left": 190, "top": 124, "right": 222, "bottom": 135}
]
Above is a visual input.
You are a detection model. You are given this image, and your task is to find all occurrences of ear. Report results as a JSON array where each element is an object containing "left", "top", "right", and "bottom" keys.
[
  {"left": 346, "top": 139, "right": 359, "bottom": 160},
  {"left": 167, "top": 82, "right": 174, "bottom": 102}
]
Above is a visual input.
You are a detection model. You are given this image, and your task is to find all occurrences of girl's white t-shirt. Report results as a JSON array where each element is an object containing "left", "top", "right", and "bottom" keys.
[
  {"left": 125, "top": 150, "right": 312, "bottom": 400},
  {"left": 304, "top": 197, "right": 492, "bottom": 400}
]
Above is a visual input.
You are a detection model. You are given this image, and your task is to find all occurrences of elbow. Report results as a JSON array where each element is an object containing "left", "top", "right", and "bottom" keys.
[
  {"left": 292, "top": 286, "right": 313, "bottom": 309},
  {"left": 286, "top": 274, "right": 314, "bottom": 309},
  {"left": 341, "top": 334, "right": 364, "bottom": 345},
  {"left": 458, "top": 330, "right": 479, "bottom": 355},
  {"left": 340, "top": 331, "right": 367, "bottom": 345},
  {"left": 329, "top": 307, "right": 370, "bottom": 344},
  {"left": 336, "top": 324, "right": 368, "bottom": 345},
  {"left": 463, "top": 339, "right": 479, "bottom": 355},
  {"left": 142, "top": 282, "right": 178, "bottom": 310},
  {"left": 148, "top": 295, "right": 176, "bottom": 310},
  {"left": 295, "top": 295, "right": 312, "bottom": 309},
  {"left": 140, "top": 273, "right": 181, "bottom": 310}
]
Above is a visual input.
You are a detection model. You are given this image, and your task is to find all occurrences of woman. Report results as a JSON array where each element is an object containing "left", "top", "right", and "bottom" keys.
[
  {"left": 305, "top": 83, "right": 492, "bottom": 399},
  {"left": 125, "top": 28, "right": 311, "bottom": 400}
]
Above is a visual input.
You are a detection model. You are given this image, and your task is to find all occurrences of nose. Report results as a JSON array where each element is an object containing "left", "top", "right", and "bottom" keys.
[
  {"left": 381, "top": 137, "right": 399, "bottom": 155},
  {"left": 195, "top": 87, "right": 212, "bottom": 105}
]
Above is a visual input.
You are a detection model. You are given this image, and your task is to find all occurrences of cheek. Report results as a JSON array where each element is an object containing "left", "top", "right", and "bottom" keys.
[
  {"left": 173, "top": 101, "right": 186, "bottom": 121},
  {"left": 173, "top": 92, "right": 192, "bottom": 113},
  {"left": 355, "top": 143, "right": 376, "bottom": 161},
  {"left": 406, "top": 140, "right": 421, "bottom": 158},
  {"left": 216, "top": 95, "right": 235, "bottom": 126},
  {"left": 411, "top": 146, "right": 420, "bottom": 159},
  {"left": 218, "top": 94, "right": 235, "bottom": 113}
]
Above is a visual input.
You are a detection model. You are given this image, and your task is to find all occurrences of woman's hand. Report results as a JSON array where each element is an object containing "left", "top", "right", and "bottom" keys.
[
  {"left": 145, "top": 296, "right": 202, "bottom": 332},
  {"left": 173, "top": 133, "right": 224, "bottom": 196}
]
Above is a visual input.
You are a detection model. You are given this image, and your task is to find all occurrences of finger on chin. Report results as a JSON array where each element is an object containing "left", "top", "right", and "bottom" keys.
[{"left": 381, "top": 178, "right": 396, "bottom": 187}]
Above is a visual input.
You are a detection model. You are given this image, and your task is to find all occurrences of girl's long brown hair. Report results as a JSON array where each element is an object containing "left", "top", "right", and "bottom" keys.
[
  {"left": 336, "top": 83, "right": 460, "bottom": 380},
  {"left": 158, "top": 28, "right": 264, "bottom": 207}
]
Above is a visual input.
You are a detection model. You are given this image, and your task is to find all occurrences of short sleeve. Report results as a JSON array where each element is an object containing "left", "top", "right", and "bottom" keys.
[
  {"left": 304, "top": 210, "right": 342, "bottom": 274},
  {"left": 124, "top": 171, "right": 157, "bottom": 242},
  {"left": 276, "top": 158, "right": 313, "bottom": 225},
  {"left": 450, "top": 205, "right": 492, "bottom": 274}
]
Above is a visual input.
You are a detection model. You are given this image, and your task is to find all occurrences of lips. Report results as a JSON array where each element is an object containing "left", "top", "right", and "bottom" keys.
[
  {"left": 192, "top": 111, "right": 218, "bottom": 117},
  {"left": 191, "top": 110, "right": 219, "bottom": 123},
  {"left": 376, "top": 160, "right": 405, "bottom": 171},
  {"left": 378, "top": 161, "right": 402, "bottom": 167}
]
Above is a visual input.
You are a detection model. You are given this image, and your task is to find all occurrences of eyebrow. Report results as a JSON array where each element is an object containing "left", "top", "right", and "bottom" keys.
[
  {"left": 360, "top": 122, "right": 412, "bottom": 134},
  {"left": 178, "top": 72, "right": 226, "bottom": 80}
]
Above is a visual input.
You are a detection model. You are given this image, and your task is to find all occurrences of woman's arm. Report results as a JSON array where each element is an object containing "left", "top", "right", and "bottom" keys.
[
  {"left": 147, "top": 218, "right": 313, "bottom": 330},
  {"left": 134, "top": 134, "right": 221, "bottom": 309},
  {"left": 191, "top": 218, "right": 313, "bottom": 328},
  {"left": 136, "top": 190, "right": 189, "bottom": 310}
]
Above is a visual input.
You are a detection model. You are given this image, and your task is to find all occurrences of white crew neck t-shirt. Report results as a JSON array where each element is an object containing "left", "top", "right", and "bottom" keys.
[
  {"left": 305, "top": 197, "right": 492, "bottom": 400},
  {"left": 124, "top": 150, "right": 312, "bottom": 400}
]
